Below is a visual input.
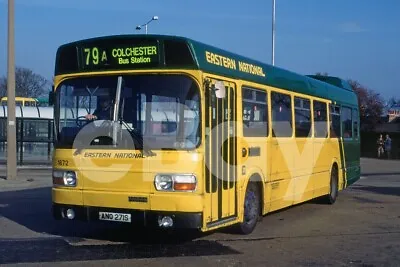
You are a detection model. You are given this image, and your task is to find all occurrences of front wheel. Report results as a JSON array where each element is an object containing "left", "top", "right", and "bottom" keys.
[{"left": 235, "top": 182, "right": 260, "bottom": 235}]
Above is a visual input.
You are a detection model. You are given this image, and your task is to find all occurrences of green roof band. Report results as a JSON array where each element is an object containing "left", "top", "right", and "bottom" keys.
[{"left": 54, "top": 34, "right": 358, "bottom": 107}]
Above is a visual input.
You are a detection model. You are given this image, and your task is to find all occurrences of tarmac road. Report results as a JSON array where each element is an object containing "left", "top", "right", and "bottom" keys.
[{"left": 0, "top": 158, "right": 399, "bottom": 266}]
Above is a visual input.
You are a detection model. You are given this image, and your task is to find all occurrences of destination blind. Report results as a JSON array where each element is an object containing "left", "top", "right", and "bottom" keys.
[{"left": 79, "top": 41, "right": 161, "bottom": 70}]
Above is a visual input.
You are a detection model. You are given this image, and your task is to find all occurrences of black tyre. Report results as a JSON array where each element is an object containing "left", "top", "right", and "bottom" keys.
[
  {"left": 236, "top": 182, "right": 260, "bottom": 235},
  {"left": 324, "top": 166, "right": 339, "bottom": 204}
]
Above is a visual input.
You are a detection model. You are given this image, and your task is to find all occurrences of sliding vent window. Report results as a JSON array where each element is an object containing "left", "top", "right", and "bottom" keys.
[
  {"left": 242, "top": 87, "right": 268, "bottom": 137},
  {"left": 314, "top": 101, "right": 328, "bottom": 138},
  {"left": 271, "top": 92, "right": 292, "bottom": 137},
  {"left": 294, "top": 97, "right": 311, "bottom": 138}
]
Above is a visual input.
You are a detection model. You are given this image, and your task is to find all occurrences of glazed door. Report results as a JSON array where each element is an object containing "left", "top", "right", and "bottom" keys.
[{"left": 204, "top": 77, "right": 238, "bottom": 227}]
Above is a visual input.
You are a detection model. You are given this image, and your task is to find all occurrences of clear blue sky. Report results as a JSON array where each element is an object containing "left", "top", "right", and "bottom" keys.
[{"left": 0, "top": 0, "right": 399, "bottom": 99}]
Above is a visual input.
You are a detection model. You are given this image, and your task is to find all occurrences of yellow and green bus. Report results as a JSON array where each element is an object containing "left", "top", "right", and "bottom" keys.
[{"left": 50, "top": 34, "right": 360, "bottom": 234}]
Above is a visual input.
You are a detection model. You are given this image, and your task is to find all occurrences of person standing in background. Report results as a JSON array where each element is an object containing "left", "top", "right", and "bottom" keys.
[
  {"left": 377, "top": 134, "right": 384, "bottom": 158},
  {"left": 384, "top": 134, "right": 392, "bottom": 159}
]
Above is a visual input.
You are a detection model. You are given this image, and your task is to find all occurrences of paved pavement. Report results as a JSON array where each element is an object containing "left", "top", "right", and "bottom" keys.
[
  {"left": 0, "top": 169, "right": 52, "bottom": 192},
  {"left": 0, "top": 158, "right": 399, "bottom": 266}
]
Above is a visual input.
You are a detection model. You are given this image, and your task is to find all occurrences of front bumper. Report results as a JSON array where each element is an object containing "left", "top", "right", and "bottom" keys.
[{"left": 52, "top": 203, "right": 202, "bottom": 229}]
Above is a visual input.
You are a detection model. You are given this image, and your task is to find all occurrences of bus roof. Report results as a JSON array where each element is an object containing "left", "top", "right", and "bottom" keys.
[
  {"left": 55, "top": 34, "right": 358, "bottom": 107},
  {"left": 1, "top": 97, "right": 38, "bottom": 101}
]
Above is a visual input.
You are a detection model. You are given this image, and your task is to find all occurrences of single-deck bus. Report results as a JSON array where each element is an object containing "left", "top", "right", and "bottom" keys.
[
  {"left": 51, "top": 34, "right": 360, "bottom": 234},
  {"left": 1, "top": 97, "right": 39, "bottom": 107}
]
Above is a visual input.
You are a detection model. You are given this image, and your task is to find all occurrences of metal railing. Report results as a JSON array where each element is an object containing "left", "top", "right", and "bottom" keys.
[{"left": 0, "top": 117, "right": 53, "bottom": 165}]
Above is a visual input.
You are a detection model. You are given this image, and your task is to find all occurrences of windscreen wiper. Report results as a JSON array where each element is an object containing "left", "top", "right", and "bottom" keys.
[{"left": 120, "top": 120, "right": 156, "bottom": 157}]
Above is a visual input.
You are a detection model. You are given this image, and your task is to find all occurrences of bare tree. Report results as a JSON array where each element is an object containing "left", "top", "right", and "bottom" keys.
[
  {"left": 385, "top": 97, "right": 400, "bottom": 110},
  {"left": 0, "top": 66, "right": 49, "bottom": 98},
  {"left": 348, "top": 79, "right": 384, "bottom": 130}
]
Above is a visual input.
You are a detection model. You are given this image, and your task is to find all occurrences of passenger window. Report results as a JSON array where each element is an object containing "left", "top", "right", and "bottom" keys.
[
  {"left": 330, "top": 104, "right": 341, "bottom": 138},
  {"left": 353, "top": 109, "right": 359, "bottom": 139},
  {"left": 341, "top": 106, "right": 352, "bottom": 138},
  {"left": 314, "top": 101, "right": 328, "bottom": 138},
  {"left": 294, "top": 97, "right": 311, "bottom": 137},
  {"left": 271, "top": 92, "right": 292, "bottom": 137},
  {"left": 242, "top": 87, "right": 268, "bottom": 137}
]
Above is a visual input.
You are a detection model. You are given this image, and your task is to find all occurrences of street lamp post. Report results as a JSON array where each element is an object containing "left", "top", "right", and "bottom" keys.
[
  {"left": 272, "top": 0, "right": 276, "bottom": 66},
  {"left": 7, "top": 0, "right": 17, "bottom": 180},
  {"left": 136, "top": 16, "right": 159, "bottom": 34}
]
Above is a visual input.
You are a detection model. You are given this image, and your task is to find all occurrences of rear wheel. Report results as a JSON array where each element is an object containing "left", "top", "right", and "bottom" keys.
[
  {"left": 235, "top": 182, "right": 260, "bottom": 235},
  {"left": 324, "top": 166, "right": 338, "bottom": 204}
]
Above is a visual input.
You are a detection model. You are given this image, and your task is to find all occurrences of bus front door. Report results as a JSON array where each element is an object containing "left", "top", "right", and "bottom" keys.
[{"left": 204, "top": 78, "right": 238, "bottom": 228}]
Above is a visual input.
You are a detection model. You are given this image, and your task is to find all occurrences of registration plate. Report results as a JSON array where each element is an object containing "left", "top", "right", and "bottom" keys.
[{"left": 99, "top": 212, "right": 131, "bottom": 223}]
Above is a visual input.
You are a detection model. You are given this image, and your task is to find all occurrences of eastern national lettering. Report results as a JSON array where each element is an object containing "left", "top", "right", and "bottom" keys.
[
  {"left": 84, "top": 152, "right": 112, "bottom": 158},
  {"left": 83, "top": 152, "right": 144, "bottom": 159},
  {"left": 114, "top": 152, "right": 145, "bottom": 159},
  {"left": 205, "top": 51, "right": 236, "bottom": 70},
  {"left": 205, "top": 51, "right": 266, "bottom": 77}
]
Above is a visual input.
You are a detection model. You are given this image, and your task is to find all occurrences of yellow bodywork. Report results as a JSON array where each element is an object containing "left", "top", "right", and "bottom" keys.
[{"left": 52, "top": 69, "right": 344, "bottom": 232}]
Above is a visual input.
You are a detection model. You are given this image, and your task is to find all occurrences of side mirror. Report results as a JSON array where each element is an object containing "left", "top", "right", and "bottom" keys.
[
  {"left": 48, "top": 90, "right": 55, "bottom": 106},
  {"left": 214, "top": 81, "right": 226, "bottom": 99}
]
